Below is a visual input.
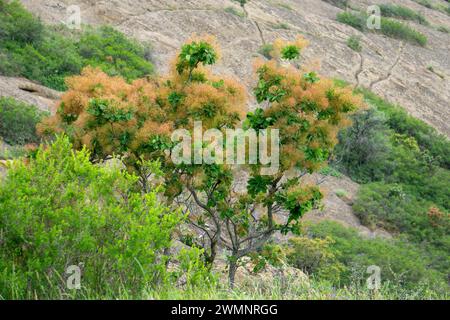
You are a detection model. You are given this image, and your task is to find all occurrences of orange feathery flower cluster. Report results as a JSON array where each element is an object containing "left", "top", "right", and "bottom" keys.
[{"left": 38, "top": 37, "right": 247, "bottom": 171}]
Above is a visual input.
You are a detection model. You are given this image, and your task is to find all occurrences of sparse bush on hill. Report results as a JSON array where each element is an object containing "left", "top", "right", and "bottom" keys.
[
  {"left": 224, "top": 6, "right": 245, "bottom": 18},
  {"left": 337, "top": 11, "right": 427, "bottom": 46},
  {"left": 379, "top": 4, "right": 429, "bottom": 25},
  {"left": 286, "top": 236, "right": 345, "bottom": 284},
  {"left": 347, "top": 35, "right": 362, "bottom": 52}
]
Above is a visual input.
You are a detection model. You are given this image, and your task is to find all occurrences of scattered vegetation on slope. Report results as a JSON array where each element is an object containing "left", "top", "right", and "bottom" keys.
[
  {"left": 0, "top": 0, "right": 153, "bottom": 91},
  {"left": 337, "top": 11, "right": 427, "bottom": 46},
  {"left": 331, "top": 88, "right": 450, "bottom": 289},
  {"left": 304, "top": 221, "right": 448, "bottom": 291},
  {"left": 379, "top": 4, "right": 429, "bottom": 25}
]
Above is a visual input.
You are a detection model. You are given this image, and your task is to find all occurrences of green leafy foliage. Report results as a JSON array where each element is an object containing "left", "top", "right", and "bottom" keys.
[
  {"left": 333, "top": 89, "right": 450, "bottom": 289},
  {"left": 0, "top": 0, "right": 44, "bottom": 44},
  {"left": 78, "top": 26, "right": 153, "bottom": 81},
  {"left": 0, "top": 0, "right": 153, "bottom": 91},
  {"left": 176, "top": 41, "right": 217, "bottom": 77},
  {"left": 0, "top": 97, "right": 47, "bottom": 145},
  {"left": 243, "top": 108, "right": 275, "bottom": 130},
  {"left": 353, "top": 183, "right": 449, "bottom": 242},
  {"left": 337, "top": 11, "right": 367, "bottom": 31},
  {"left": 281, "top": 45, "right": 300, "bottom": 60},
  {"left": 0, "top": 136, "right": 211, "bottom": 299},
  {"left": 333, "top": 91, "right": 450, "bottom": 210},
  {"left": 286, "top": 236, "right": 345, "bottom": 284},
  {"left": 306, "top": 221, "right": 448, "bottom": 291}
]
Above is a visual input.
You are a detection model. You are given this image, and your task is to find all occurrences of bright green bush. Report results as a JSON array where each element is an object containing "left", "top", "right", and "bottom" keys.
[
  {"left": 0, "top": 136, "right": 195, "bottom": 299},
  {"left": 0, "top": 97, "right": 46, "bottom": 145}
]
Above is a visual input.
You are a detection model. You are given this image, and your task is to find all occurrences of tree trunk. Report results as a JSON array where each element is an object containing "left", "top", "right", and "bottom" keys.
[{"left": 228, "top": 257, "right": 238, "bottom": 289}]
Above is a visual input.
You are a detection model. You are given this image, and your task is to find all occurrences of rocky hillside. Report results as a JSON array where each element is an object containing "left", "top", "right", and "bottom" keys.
[{"left": 19, "top": 0, "right": 450, "bottom": 136}]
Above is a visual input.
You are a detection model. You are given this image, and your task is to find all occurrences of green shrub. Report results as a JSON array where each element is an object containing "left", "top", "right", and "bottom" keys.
[
  {"left": 335, "top": 189, "right": 348, "bottom": 198},
  {"left": 306, "top": 221, "right": 448, "bottom": 290},
  {"left": 0, "top": 97, "right": 46, "bottom": 145},
  {"left": 0, "top": 0, "right": 44, "bottom": 44},
  {"left": 0, "top": 136, "right": 195, "bottom": 299},
  {"left": 337, "top": 12, "right": 366, "bottom": 31},
  {"left": 318, "top": 165, "right": 342, "bottom": 178},
  {"left": 354, "top": 182, "right": 449, "bottom": 238},
  {"left": 333, "top": 108, "right": 391, "bottom": 182},
  {"left": 224, "top": 6, "right": 245, "bottom": 18},
  {"left": 272, "top": 22, "right": 290, "bottom": 30},
  {"left": 359, "top": 89, "right": 450, "bottom": 169},
  {"left": 380, "top": 17, "right": 427, "bottom": 46},
  {"left": 286, "top": 236, "right": 345, "bottom": 284},
  {"left": 77, "top": 26, "right": 153, "bottom": 82},
  {"left": 232, "top": 0, "right": 247, "bottom": 7},
  {"left": 379, "top": 4, "right": 429, "bottom": 25},
  {"left": 413, "top": 0, "right": 433, "bottom": 9},
  {"left": 347, "top": 35, "right": 362, "bottom": 52}
]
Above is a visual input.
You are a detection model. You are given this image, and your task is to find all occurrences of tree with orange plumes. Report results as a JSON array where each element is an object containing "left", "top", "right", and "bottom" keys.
[{"left": 38, "top": 34, "right": 362, "bottom": 287}]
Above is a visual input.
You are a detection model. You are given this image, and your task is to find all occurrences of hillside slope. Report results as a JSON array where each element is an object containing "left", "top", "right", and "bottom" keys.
[{"left": 21, "top": 0, "right": 450, "bottom": 135}]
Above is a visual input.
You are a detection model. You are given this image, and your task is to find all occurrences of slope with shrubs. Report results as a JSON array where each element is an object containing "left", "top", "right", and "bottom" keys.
[
  {"left": 331, "top": 87, "right": 450, "bottom": 290},
  {"left": 336, "top": 11, "right": 427, "bottom": 46},
  {"left": 0, "top": 0, "right": 448, "bottom": 299},
  {"left": 0, "top": 0, "right": 153, "bottom": 91}
]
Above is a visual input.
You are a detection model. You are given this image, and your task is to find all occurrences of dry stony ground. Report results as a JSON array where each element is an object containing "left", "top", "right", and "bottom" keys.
[{"left": 2, "top": 0, "right": 449, "bottom": 236}]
